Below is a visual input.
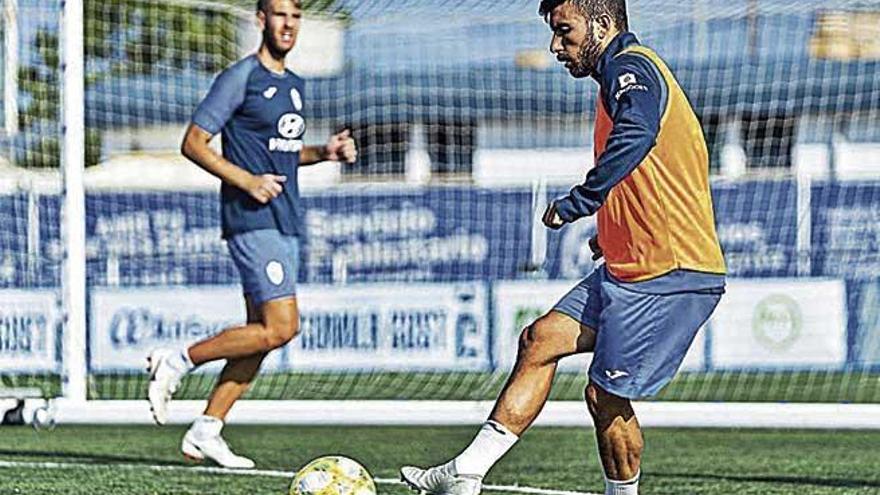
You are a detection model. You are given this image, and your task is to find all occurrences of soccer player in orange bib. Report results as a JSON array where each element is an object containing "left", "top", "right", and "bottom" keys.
[{"left": 401, "top": 1, "right": 725, "bottom": 494}]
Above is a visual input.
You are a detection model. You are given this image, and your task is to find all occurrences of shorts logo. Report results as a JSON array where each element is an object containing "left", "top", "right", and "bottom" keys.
[
  {"left": 266, "top": 261, "right": 285, "bottom": 286},
  {"left": 290, "top": 88, "right": 303, "bottom": 111},
  {"left": 605, "top": 369, "right": 629, "bottom": 380},
  {"left": 263, "top": 86, "right": 277, "bottom": 99}
]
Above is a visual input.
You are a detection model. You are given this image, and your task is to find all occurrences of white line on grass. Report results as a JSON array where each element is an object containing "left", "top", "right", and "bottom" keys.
[{"left": 0, "top": 460, "right": 601, "bottom": 495}]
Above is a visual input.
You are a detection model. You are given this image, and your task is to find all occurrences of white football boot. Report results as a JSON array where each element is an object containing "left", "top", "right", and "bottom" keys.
[
  {"left": 146, "top": 349, "right": 184, "bottom": 425},
  {"left": 400, "top": 462, "right": 482, "bottom": 495},
  {"left": 181, "top": 417, "right": 255, "bottom": 469}
]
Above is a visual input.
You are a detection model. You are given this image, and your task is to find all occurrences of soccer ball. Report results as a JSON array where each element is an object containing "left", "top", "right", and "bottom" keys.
[{"left": 290, "top": 456, "right": 376, "bottom": 495}]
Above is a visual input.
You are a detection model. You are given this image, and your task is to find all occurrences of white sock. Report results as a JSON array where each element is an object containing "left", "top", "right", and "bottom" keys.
[
  {"left": 190, "top": 415, "right": 223, "bottom": 439},
  {"left": 604, "top": 471, "right": 639, "bottom": 495},
  {"left": 452, "top": 420, "right": 519, "bottom": 477},
  {"left": 167, "top": 348, "right": 195, "bottom": 374}
]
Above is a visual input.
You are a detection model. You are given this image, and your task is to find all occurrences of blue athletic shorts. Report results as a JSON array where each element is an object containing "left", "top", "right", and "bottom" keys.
[
  {"left": 227, "top": 229, "right": 300, "bottom": 306},
  {"left": 553, "top": 265, "right": 722, "bottom": 399}
]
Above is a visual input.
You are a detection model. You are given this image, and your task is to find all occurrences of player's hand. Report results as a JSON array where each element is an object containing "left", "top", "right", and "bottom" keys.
[
  {"left": 588, "top": 235, "right": 603, "bottom": 260},
  {"left": 542, "top": 201, "right": 565, "bottom": 230},
  {"left": 324, "top": 129, "right": 357, "bottom": 164},
  {"left": 245, "top": 174, "right": 287, "bottom": 204}
]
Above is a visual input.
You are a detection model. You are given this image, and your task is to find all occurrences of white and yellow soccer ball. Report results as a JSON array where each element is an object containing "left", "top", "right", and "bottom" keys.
[{"left": 290, "top": 456, "right": 377, "bottom": 495}]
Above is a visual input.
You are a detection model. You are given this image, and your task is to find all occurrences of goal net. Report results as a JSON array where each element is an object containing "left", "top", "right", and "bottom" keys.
[{"left": 2, "top": 0, "right": 879, "bottom": 427}]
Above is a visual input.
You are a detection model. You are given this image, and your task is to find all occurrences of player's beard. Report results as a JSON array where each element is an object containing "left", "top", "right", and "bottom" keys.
[
  {"left": 570, "top": 33, "right": 604, "bottom": 78},
  {"left": 264, "top": 30, "right": 295, "bottom": 59}
]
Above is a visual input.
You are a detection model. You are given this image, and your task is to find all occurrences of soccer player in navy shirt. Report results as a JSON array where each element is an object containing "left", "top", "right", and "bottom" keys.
[{"left": 146, "top": 0, "right": 356, "bottom": 468}]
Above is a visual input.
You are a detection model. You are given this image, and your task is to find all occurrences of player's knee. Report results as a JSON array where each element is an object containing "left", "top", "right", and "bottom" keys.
[
  {"left": 262, "top": 312, "right": 300, "bottom": 350},
  {"left": 517, "top": 317, "right": 556, "bottom": 364},
  {"left": 517, "top": 325, "right": 540, "bottom": 362}
]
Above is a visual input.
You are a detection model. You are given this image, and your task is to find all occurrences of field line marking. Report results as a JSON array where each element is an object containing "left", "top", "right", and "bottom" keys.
[{"left": 0, "top": 460, "right": 602, "bottom": 495}]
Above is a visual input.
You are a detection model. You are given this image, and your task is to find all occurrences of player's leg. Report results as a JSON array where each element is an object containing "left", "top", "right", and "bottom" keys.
[
  {"left": 186, "top": 296, "right": 298, "bottom": 365},
  {"left": 147, "top": 298, "right": 297, "bottom": 426},
  {"left": 585, "top": 273, "right": 722, "bottom": 495},
  {"left": 147, "top": 298, "right": 296, "bottom": 423},
  {"left": 585, "top": 382, "right": 643, "bottom": 491},
  {"left": 202, "top": 296, "right": 270, "bottom": 421},
  {"left": 148, "top": 230, "right": 300, "bottom": 427},
  {"left": 401, "top": 272, "right": 601, "bottom": 494},
  {"left": 178, "top": 232, "right": 301, "bottom": 469},
  {"left": 182, "top": 297, "right": 299, "bottom": 469},
  {"left": 178, "top": 297, "right": 264, "bottom": 468},
  {"left": 489, "top": 310, "right": 595, "bottom": 434}
]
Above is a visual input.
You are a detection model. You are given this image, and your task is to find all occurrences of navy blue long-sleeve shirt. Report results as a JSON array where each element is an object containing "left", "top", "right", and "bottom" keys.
[{"left": 555, "top": 32, "right": 668, "bottom": 222}]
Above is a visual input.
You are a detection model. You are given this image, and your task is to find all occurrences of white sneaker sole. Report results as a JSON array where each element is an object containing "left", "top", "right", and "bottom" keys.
[
  {"left": 400, "top": 467, "right": 429, "bottom": 494},
  {"left": 180, "top": 436, "right": 206, "bottom": 462},
  {"left": 400, "top": 467, "right": 481, "bottom": 495},
  {"left": 181, "top": 434, "right": 255, "bottom": 469},
  {"left": 146, "top": 353, "right": 168, "bottom": 426}
]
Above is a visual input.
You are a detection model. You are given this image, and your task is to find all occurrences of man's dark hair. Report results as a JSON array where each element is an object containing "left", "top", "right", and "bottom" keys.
[{"left": 538, "top": 0, "right": 629, "bottom": 31}]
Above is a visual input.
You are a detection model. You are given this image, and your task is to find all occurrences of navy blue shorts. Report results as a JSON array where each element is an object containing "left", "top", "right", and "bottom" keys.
[
  {"left": 553, "top": 265, "right": 721, "bottom": 399},
  {"left": 227, "top": 229, "right": 300, "bottom": 306}
]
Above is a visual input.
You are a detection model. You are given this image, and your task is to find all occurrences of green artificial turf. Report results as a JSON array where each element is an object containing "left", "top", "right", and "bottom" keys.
[{"left": 1, "top": 425, "right": 878, "bottom": 494}]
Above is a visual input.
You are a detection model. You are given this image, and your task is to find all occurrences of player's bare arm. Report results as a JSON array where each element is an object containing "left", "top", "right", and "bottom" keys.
[
  {"left": 300, "top": 129, "right": 358, "bottom": 166},
  {"left": 181, "top": 123, "right": 287, "bottom": 204}
]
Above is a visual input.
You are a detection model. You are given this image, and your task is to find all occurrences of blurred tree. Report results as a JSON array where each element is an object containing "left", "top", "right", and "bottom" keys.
[
  {"left": 17, "top": 0, "right": 345, "bottom": 168},
  {"left": 85, "top": 0, "right": 239, "bottom": 76},
  {"left": 16, "top": 30, "right": 100, "bottom": 168}
]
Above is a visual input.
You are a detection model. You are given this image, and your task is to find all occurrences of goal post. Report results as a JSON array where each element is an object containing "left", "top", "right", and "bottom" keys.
[{"left": 61, "top": 0, "right": 88, "bottom": 405}]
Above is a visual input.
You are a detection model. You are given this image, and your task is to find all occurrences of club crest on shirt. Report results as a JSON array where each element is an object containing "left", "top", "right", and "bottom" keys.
[
  {"left": 290, "top": 88, "right": 303, "bottom": 111},
  {"left": 263, "top": 86, "right": 277, "bottom": 99}
]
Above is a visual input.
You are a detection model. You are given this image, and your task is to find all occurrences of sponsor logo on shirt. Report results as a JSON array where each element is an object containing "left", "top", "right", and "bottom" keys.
[
  {"left": 269, "top": 113, "right": 306, "bottom": 152},
  {"left": 618, "top": 73, "right": 637, "bottom": 88},
  {"left": 614, "top": 72, "right": 649, "bottom": 100},
  {"left": 277, "top": 113, "right": 305, "bottom": 138}
]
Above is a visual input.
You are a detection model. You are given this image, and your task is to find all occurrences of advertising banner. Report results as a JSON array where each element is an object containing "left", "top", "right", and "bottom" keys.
[
  {"left": 78, "top": 189, "right": 532, "bottom": 287},
  {"left": 710, "top": 279, "right": 847, "bottom": 368},
  {"left": 15, "top": 181, "right": 807, "bottom": 287},
  {"left": 90, "top": 287, "right": 248, "bottom": 373},
  {"left": 90, "top": 283, "right": 490, "bottom": 372},
  {"left": 0, "top": 290, "right": 58, "bottom": 372},
  {"left": 712, "top": 179, "right": 799, "bottom": 278},
  {"left": 287, "top": 283, "right": 489, "bottom": 371},
  {"left": 811, "top": 181, "right": 880, "bottom": 280}
]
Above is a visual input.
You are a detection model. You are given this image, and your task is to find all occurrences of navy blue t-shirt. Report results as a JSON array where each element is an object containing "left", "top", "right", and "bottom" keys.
[{"left": 192, "top": 55, "right": 306, "bottom": 238}]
